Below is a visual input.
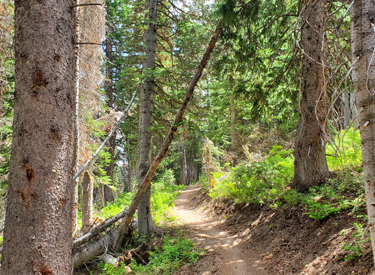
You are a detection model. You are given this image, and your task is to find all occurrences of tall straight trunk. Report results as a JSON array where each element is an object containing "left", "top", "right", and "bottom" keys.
[
  {"left": 230, "top": 95, "right": 236, "bottom": 151},
  {"left": 293, "top": 0, "right": 330, "bottom": 192},
  {"left": 137, "top": 0, "right": 158, "bottom": 235},
  {"left": 104, "top": 37, "right": 115, "bottom": 203},
  {"left": 127, "top": 159, "right": 134, "bottom": 192},
  {"left": 351, "top": 0, "right": 375, "bottom": 265},
  {"left": 343, "top": 90, "right": 351, "bottom": 128},
  {"left": 82, "top": 171, "right": 93, "bottom": 234},
  {"left": 72, "top": 0, "right": 82, "bottom": 235},
  {"left": 179, "top": 146, "right": 188, "bottom": 185},
  {"left": 1, "top": 0, "right": 75, "bottom": 273}
]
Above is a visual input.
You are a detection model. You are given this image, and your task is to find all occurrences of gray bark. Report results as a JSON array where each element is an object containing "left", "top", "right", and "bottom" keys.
[
  {"left": 81, "top": 171, "right": 93, "bottom": 234},
  {"left": 1, "top": 0, "right": 76, "bottom": 273},
  {"left": 351, "top": 0, "right": 375, "bottom": 265},
  {"left": 127, "top": 161, "right": 134, "bottom": 192},
  {"left": 137, "top": 0, "right": 158, "bottom": 235},
  {"left": 179, "top": 146, "right": 188, "bottom": 185},
  {"left": 343, "top": 91, "right": 351, "bottom": 128},
  {"left": 293, "top": 0, "right": 330, "bottom": 191},
  {"left": 73, "top": 227, "right": 121, "bottom": 268}
]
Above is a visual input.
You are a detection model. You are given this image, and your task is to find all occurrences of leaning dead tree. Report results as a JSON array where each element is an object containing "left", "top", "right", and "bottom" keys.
[{"left": 72, "top": 20, "right": 223, "bottom": 268}]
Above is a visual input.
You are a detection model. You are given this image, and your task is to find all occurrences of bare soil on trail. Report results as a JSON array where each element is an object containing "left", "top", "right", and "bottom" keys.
[
  {"left": 174, "top": 184, "right": 375, "bottom": 275},
  {"left": 173, "top": 184, "right": 268, "bottom": 275}
]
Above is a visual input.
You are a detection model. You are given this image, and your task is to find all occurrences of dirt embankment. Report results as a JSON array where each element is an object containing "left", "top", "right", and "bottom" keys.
[{"left": 173, "top": 184, "right": 375, "bottom": 275}]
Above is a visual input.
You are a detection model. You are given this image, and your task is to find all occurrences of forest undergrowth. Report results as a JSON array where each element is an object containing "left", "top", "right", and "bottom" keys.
[
  {"left": 199, "top": 126, "right": 373, "bottom": 272},
  {"left": 80, "top": 126, "right": 371, "bottom": 274},
  {"left": 74, "top": 178, "right": 204, "bottom": 275}
]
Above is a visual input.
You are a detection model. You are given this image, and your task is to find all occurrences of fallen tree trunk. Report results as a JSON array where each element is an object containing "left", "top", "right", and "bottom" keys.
[
  {"left": 72, "top": 20, "right": 222, "bottom": 267},
  {"left": 73, "top": 208, "right": 129, "bottom": 248},
  {"left": 73, "top": 227, "right": 121, "bottom": 268}
]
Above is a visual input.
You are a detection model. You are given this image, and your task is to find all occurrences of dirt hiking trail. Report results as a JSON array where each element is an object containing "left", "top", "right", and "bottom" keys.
[{"left": 173, "top": 184, "right": 268, "bottom": 275}]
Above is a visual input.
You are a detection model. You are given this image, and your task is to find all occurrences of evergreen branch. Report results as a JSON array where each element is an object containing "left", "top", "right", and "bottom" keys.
[{"left": 254, "top": 14, "right": 298, "bottom": 34}]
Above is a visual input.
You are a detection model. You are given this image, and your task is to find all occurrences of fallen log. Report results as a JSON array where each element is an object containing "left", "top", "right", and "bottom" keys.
[
  {"left": 73, "top": 227, "right": 120, "bottom": 268},
  {"left": 73, "top": 208, "right": 129, "bottom": 248},
  {"left": 101, "top": 253, "right": 119, "bottom": 267},
  {"left": 72, "top": 19, "right": 222, "bottom": 267}
]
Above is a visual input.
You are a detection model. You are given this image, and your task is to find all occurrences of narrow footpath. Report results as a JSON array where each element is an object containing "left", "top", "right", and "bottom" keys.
[{"left": 173, "top": 184, "right": 268, "bottom": 275}]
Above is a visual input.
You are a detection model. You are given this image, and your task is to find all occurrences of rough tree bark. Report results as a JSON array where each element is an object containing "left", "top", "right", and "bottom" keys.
[
  {"left": 81, "top": 171, "right": 94, "bottom": 234},
  {"left": 1, "top": 0, "right": 75, "bottom": 273},
  {"left": 351, "top": 0, "right": 375, "bottom": 265},
  {"left": 137, "top": 0, "right": 158, "bottom": 235},
  {"left": 104, "top": 37, "right": 115, "bottom": 203},
  {"left": 293, "top": 0, "right": 330, "bottom": 191}
]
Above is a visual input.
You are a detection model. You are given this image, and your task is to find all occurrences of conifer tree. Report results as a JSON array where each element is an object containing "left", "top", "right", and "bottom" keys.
[{"left": 2, "top": 0, "right": 76, "bottom": 272}]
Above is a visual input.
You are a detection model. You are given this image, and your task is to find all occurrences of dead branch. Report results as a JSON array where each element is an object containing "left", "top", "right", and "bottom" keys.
[{"left": 73, "top": 82, "right": 141, "bottom": 180}]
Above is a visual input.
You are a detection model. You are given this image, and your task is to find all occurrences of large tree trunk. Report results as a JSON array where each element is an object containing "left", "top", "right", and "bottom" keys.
[
  {"left": 351, "top": 0, "right": 375, "bottom": 265},
  {"left": 137, "top": 0, "right": 158, "bottom": 235},
  {"left": 81, "top": 171, "right": 94, "bottom": 234},
  {"left": 1, "top": 0, "right": 75, "bottom": 273},
  {"left": 293, "top": 0, "right": 330, "bottom": 192},
  {"left": 104, "top": 37, "right": 115, "bottom": 203}
]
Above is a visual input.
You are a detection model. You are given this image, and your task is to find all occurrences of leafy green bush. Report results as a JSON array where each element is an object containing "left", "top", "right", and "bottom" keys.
[
  {"left": 209, "top": 145, "right": 293, "bottom": 203},
  {"left": 281, "top": 188, "right": 299, "bottom": 205}
]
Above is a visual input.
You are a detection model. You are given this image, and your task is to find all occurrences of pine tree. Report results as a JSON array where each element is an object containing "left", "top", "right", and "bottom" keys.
[{"left": 2, "top": 0, "right": 76, "bottom": 272}]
